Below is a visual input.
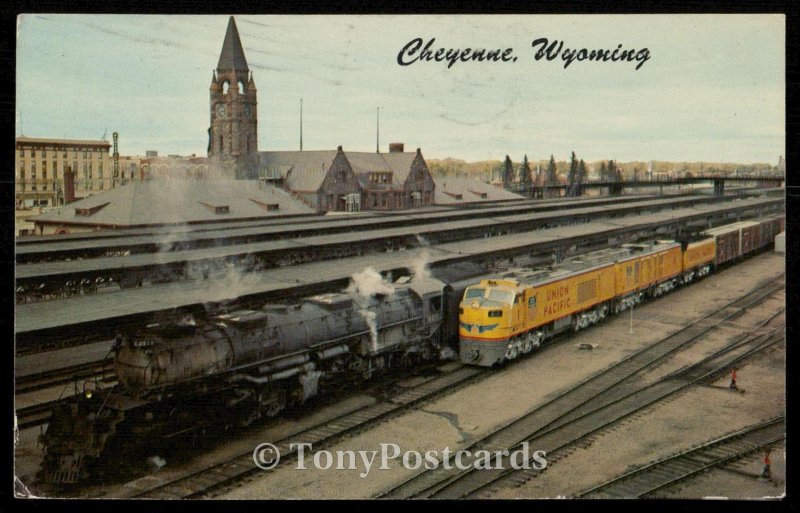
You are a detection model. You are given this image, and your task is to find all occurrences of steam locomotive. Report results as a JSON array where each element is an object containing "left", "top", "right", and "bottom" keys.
[
  {"left": 38, "top": 274, "right": 473, "bottom": 485},
  {"left": 36, "top": 215, "right": 783, "bottom": 486}
]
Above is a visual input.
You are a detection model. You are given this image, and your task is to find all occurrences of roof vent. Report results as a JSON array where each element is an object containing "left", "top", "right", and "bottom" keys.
[
  {"left": 443, "top": 191, "right": 463, "bottom": 200},
  {"left": 198, "top": 201, "right": 230, "bottom": 214},
  {"left": 468, "top": 189, "right": 488, "bottom": 199},
  {"left": 249, "top": 198, "right": 280, "bottom": 211},
  {"left": 74, "top": 202, "right": 110, "bottom": 216}
]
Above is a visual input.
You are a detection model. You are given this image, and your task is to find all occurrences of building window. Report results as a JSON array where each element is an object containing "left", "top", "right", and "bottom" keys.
[
  {"left": 98, "top": 162, "right": 103, "bottom": 177},
  {"left": 83, "top": 149, "right": 88, "bottom": 158},
  {"left": 19, "top": 166, "right": 25, "bottom": 181},
  {"left": 19, "top": 148, "right": 23, "bottom": 158},
  {"left": 62, "top": 149, "right": 67, "bottom": 158},
  {"left": 31, "top": 148, "right": 36, "bottom": 157},
  {"left": 371, "top": 193, "right": 377, "bottom": 208}
]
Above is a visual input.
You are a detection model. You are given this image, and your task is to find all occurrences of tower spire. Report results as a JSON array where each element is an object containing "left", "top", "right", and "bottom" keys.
[{"left": 217, "top": 16, "right": 249, "bottom": 72}]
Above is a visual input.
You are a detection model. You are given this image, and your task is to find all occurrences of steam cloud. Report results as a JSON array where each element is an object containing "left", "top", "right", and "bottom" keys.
[{"left": 346, "top": 267, "right": 395, "bottom": 352}]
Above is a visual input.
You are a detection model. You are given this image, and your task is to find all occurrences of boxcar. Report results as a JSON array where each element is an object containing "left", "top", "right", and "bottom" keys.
[{"left": 758, "top": 215, "right": 785, "bottom": 249}]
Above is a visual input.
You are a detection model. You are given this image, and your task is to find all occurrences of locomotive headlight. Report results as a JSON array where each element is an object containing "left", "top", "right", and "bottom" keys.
[{"left": 84, "top": 390, "right": 93, "bottom": 399}]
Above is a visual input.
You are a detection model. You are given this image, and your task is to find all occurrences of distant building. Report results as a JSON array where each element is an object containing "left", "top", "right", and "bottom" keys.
[
  {"left": 15, "top": 136, "right": 112, "bottom": 207},
  {"left": 435, "top": 177, "right": 523, "bottom": 205},
  {"left": 142, "top": 154, "right": 211, "bottom": 180},
  {"left": 777, "top": 155, "right": 785, "bottom": 173},
  {"left": 259, "top": 145, "right": 436, "bottom": 212},
  {"left": 29, "top": 179, "right": 314, "bottom": 235},
  {"left": 203, "top": 17, "right": 436, "bottom": 212}
]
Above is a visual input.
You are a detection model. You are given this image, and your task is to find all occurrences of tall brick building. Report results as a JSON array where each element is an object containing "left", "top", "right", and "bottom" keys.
[
  {"left": 15, "top": 136, "right": 112, "bottom": 207},
  {"left": 210, "top": 17, "right": 437, "bottom": 212},
  {"left": 208, "top": 16, "right": 258, "bottom": 178}
]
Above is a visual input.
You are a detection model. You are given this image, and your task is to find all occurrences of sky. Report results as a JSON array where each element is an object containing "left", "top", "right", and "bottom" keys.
[{"left": 16, "top": 14, "right": 785, "bottom": 164}]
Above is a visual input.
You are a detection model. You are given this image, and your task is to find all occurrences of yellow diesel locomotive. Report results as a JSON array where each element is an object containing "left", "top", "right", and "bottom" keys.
[{"left": 459, "top": 238, "right": 715, "bottom": 366}]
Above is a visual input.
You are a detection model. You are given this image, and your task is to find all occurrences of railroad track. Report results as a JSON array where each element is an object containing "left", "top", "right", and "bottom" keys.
[
  {"left": 15, "top": 359, "right": 115, "bottom": 395},
  {"left": 26, "top": 272, "right": 783, "bottom": 496},
  {"left": 15, "top": 360, "right": 117, "bottom": 429},
  {"left": 382, "top": 328, "right": 784, "bottom": 499},
  {"left": 117, "top": 365, "right": 489, "bottom": 498},
  {"left": 577, "top": 417, "right": 785, "bottom": 498},
  {"left": 376, "top": 278, "right": 784, "bottom": 499},
  {"left": 119, "top": 274, "right": 783, "bottom": 500}
]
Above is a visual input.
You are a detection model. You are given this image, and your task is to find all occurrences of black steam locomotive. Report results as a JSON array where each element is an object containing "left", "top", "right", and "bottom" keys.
[{"left": 38, "top": 274, "right": 473, "bottom": 485}]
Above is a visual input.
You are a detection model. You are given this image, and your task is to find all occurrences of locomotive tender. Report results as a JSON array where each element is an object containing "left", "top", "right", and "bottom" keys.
[
  {"left": 459, "top": 215, "right": 784, "bottom": 366},
  {"left": 37, "top": 215, "right": 783, "bottom": 485}
]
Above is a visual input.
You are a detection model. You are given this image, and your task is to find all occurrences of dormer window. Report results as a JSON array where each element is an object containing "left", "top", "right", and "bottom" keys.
[{"left": 369, "top": 172, "right": 392, "bottom": 184}]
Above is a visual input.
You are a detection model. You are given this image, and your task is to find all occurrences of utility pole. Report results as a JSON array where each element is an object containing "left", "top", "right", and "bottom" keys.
[
  {"left": 112, "top": 132, "right": 120, "bottom": 188},
  {"left": 376, "top": 107, "right": 380, "bottom": 153},
  {"left": 300, "top": 98, "right": 303, "bottom": 151},
  {"left": 629, "top": 303, "right": 634, "bottom": 334}
]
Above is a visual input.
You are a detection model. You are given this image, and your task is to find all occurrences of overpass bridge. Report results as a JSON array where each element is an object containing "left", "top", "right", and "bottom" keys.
[{"left": 508, "top": 174, "right": 785, "bottom": 197}]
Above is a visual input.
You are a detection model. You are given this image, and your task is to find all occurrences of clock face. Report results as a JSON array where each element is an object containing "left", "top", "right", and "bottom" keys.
[
  {"left": 243, "top": 104, "right": 251, "bottom": 117},
  {"left": 216, "top": 104, "right": 227, "bottom": 117}
]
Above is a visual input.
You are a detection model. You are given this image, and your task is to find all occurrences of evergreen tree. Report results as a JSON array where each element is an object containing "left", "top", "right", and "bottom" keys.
[
  {"left": 502, "top": 155, "right": 514, "bottom": 186},
  {"left": 599, "top": 161, "right": 608, "bottom": 182},
  {"left": 519, "top": 154, "right": 532, "bottom": 186},
  {"left": 578, "top": 159, "right": 587, "bottom": 184},
  {"left": 546, "top": 155, "right": 557, "bottom": 186},
  {"left": 568, "top": 151, "right": 578, "bottom": 187}
]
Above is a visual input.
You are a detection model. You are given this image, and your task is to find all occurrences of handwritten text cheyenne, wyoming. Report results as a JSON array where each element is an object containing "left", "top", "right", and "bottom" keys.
[{"left": 397, "top": 37, "right": 651, "bottom": 70}]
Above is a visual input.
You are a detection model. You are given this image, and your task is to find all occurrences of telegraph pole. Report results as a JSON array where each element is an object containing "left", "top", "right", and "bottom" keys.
[{"left": 300, "top": 98, "right": 303, "bottom": 151}]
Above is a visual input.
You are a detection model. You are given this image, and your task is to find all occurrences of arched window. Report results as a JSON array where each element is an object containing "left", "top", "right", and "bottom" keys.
[
  {"left": 222, "top": 81, "right": 230, "bottom": 94},
  {"left": 237, "top": 81, "right": 244, "bottom": 94}
]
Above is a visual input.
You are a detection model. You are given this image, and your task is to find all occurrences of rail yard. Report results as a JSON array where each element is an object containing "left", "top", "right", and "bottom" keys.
[
  {"left": 13, "top": 12, "right": 788, "bottom": 503},
  {"left": 13, "top": 188, "right": 786, "bottom": 500}
]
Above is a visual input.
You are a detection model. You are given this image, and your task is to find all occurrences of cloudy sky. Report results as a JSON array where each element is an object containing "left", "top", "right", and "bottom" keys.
[{"left": 16, "top": 14, "right": 784, "bottom": 163}]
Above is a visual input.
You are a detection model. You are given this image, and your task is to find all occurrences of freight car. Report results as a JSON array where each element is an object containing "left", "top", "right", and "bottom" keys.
[
  {"left": 459, "top": 215, "right": 784, "bottom": 367},
  {"left": 38, "top": 275, "right": 473, "bottom": 485},
  {"left": 702, "top": 215, "right": 785, "bottom": 266}
]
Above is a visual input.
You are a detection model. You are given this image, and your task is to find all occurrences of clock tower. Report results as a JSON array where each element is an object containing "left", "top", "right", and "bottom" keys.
[{"left": 209, "top": 16, "right": 258, "bottom": 162}]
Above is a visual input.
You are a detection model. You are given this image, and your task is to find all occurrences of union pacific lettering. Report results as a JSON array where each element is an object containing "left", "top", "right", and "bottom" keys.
[{"left": 542, "top": 285, "right": 571, "bottom": 316}]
